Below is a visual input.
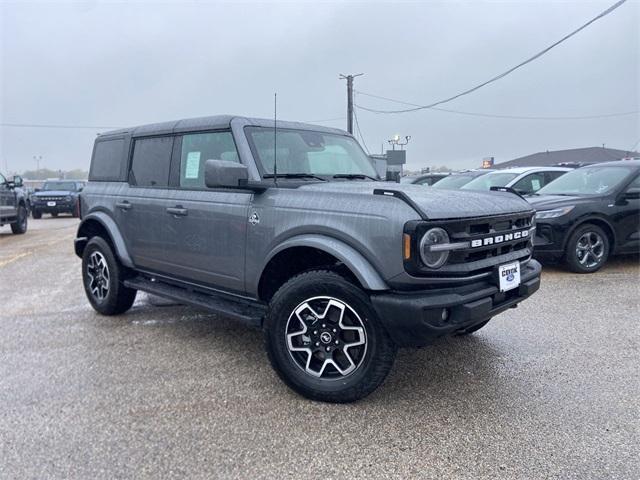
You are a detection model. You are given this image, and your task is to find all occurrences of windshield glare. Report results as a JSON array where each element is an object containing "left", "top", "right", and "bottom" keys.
[
  {"left": 43, "top": 182, "right": 78, "bottom": 191},
  {"left": 245, "top": 127, "right": 378, "bottom": 179},
  {"left": 537, "top": 166, "right": 633, "bottom": 195},
  {"left": 461, "top": 172, "right": 519, "bottom": 190},
  {"left": 433, "top": 174, "right": 481, "bottom": 189}
]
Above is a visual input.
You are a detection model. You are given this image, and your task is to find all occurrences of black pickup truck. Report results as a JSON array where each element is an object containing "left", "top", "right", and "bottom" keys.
[{"left": 0, "top": 173, "right": 28, "bottom": 234}]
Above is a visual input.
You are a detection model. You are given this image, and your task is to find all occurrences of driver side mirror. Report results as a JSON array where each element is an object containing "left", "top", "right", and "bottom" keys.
[
  {"left": 204, "top": 159, "right": 249, "bottom": 189},
  {"left": 12, "top": 175, "right": 23, "bottom": 188},
  {"left": 623, "top": 187, "right": 640, "bottom": 200}
]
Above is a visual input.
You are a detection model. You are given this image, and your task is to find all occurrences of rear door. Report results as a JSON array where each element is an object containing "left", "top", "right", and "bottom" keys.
[
  {"left": 612, "top": 173, "right": 640, "bottom": 252},
  {"left": 162, "top": 130, "right": 251, "bottom": 294},
  {"left": 117, "top": 135, "right": 175, "bottom": 272}
]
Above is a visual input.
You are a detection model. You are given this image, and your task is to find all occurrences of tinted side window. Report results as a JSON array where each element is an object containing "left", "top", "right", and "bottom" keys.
[
  {"left": 626, "top": 174, "right": 640, "bottom": 190},
  {"left": 130, "top": 136, "right": 173, "bottom": 187},
  {"left": 545, "top": 171, "right": 566, "bottom": 184},
  {"left": 512, "top": 172, "right": 546, "bottom": 194},
  {"left": 179, "top": 131, "right": 238, "bottom": 188},
  {"left": 89, "top": 139, "right": 126, "bottom": 181}
]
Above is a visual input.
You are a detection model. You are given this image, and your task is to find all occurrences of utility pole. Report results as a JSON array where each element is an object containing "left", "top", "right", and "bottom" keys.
[{"left": 339, "top": 73, "right": 363, "bottom": 134}]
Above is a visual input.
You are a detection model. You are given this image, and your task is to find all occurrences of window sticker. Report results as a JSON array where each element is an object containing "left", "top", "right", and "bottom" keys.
[
  {"left": 531, "top": 178, "right": 541, "bottom": 190},
  {"left": 185, "top": 151, "right": 201, "bottom": 179}
]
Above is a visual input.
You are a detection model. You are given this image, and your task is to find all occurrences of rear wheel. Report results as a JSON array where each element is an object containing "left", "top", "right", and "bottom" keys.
[
  {"left": 565, "top": 224, "right": 609, "bottom": 273},
  {"left": 264, "top": 270, "right": 396, "bottom": 403},
  {"left": 11, "top": 205, "right": 28, "bottom": 234},
  {"left": 82, "top": 236, "right": 137, "bottom": 315}
]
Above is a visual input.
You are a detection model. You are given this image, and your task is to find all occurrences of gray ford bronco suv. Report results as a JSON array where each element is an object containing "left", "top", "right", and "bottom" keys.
[{"left": 75, "top": 115, "right": 541, "bottom": 402}]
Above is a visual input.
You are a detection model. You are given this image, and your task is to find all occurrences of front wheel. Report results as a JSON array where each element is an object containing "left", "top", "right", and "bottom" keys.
[
  {"left": 82, "top": 237, "right": 137, "bottom": 315},
  {"left": 264, "top": 270, "right": 396, "bottom": 403},
  {"left": 11, "top": 205, "right": 28, "bottom": 234},
  {"left": 32, "top": 209, "right": 42, "bottom": 219},
  {"left": 564, "top": 224, "right": 609, "bottom": 273}
]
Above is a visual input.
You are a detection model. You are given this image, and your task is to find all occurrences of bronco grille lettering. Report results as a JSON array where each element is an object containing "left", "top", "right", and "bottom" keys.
[{"left": 470, "top": 229, "right": 529, "bottom": 248}]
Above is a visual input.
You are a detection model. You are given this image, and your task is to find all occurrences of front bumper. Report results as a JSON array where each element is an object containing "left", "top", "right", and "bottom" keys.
[
  {"left": 370, "top": 259, "right": 541, "bottom": 347},
  {"left": 33, "top": 202, "right": 75, "bottom": 214}
]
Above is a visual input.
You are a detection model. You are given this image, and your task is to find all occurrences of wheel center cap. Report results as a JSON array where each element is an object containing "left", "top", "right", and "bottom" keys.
[{"left": 320, "top": 332, "right": 333, "bottom": 344}]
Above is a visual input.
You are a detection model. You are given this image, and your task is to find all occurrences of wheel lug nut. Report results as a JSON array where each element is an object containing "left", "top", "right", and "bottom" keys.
[
  {"left": 315, "top": 342, "right": 319, "bottom": 347},
  {"left": 322, "top": 324, "right": 326, "bottom": 328},
  {"left": 332, "top": 328, "right": 337, "bottom": 332},
  {"left": 326, "top": 347, "right": 330, "bottom": 352},
  {"left": 313, "top": 330, "right": 317, "bottom": 335},
  {"left": 335, "top": 340, "right": 339, "bottom": 344}
]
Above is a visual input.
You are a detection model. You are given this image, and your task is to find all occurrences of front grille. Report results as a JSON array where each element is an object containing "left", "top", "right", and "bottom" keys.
[
  {"left": 404, "top": 211, "right": 535, "bottom": 279},
  {"left": 38, "top": 196, "right": 67, "bottom": 202},
  {"left": 447, "top": 213, "right": 534, "bottom": 265}
]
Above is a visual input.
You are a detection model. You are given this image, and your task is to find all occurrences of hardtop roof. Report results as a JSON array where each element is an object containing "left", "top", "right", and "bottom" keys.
[{"left": 97, "top": 115, "right": 348, "bottom": 139}]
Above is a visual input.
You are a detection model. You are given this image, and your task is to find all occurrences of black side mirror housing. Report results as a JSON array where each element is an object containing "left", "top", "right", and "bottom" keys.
[
  {"left": 623, "top": 187, "right": 640, "bottom": 200},
  {"left": 204, "top": 159, "right": 249, "bottom": 189},
  {"left": 13, "top": 175, "right": 23, "bottom": 188}
]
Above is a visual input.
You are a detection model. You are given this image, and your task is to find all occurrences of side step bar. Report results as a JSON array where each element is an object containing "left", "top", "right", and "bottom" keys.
[{"left": 124, "top": 276, "right": 266, "bottom": 328}]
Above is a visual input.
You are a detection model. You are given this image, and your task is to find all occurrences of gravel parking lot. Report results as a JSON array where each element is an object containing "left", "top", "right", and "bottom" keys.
[{"left": 1, "top": 218, "right": 638, "bottom": 479}]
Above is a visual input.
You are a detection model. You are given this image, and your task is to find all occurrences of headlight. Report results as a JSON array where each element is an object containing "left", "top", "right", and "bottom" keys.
[
  {"left": 419, "top": 227, "right": 450, "bottom": 268},
  {"left": 66, "top": 195, "right": 72, "bottom": 202},
  {"left": 535, "top": 206, "right": 575, "bottom": 220}
]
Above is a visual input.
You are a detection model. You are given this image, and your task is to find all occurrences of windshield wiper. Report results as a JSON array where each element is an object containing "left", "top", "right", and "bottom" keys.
[
  {"left": 263, "top": 173, "right": 327, "bottom": 181},
  {"left": 332, "top": 174, "right": 379, "bottom": 181}
]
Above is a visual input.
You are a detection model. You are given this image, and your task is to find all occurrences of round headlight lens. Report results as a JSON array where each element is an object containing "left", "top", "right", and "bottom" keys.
[
  {"left": 419, "top": 227, "right": 450, "bottom": 269},
  {"left": 66, "top": 195, "right": 72, "bottom": 202}
]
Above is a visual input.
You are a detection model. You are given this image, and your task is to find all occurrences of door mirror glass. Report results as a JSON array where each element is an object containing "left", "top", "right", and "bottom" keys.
[
  {"left": 204, "top": 159, "right": 249, "bottom": 188},
  {"left": 12, "top": 175, "right": 24, "bottom": 188}
]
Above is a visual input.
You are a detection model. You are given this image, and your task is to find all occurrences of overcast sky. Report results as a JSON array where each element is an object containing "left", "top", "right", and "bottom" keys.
[{"left": 1, "top": 0, "right": 638, "bottom": 174}]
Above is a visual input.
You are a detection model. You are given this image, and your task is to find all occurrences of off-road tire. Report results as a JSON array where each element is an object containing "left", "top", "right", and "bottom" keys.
[
  {"left": 51, "top": 212, "right": 58, "bottom": 218},
  {"left": 32, "top": 209, "right": 42, "bottom": 219},
  {"left": 564, "top": 223, "right": 610, "bottom": 273},
  {"left": 264, "top": 270, "right": 396, "bottom": 403},
  {"left": 82, "top": 236, "right": 137, "bottom": 315},
  {"left": 11, "top": 205, "right": 28, "bottom": 234}
]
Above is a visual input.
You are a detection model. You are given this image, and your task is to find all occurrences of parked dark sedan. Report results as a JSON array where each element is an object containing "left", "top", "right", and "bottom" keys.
[
  {"left": 400, "top": 172, "right": 450, "bottom": 186},
  {"left": 528, "top": 160, "right": 640, "bottom": 273},
  {"left": 431, "top": 169, "right": 493, "bottom": 189},
  {"left": 31, "top": 180, "right": 85, "bottom": 219}
]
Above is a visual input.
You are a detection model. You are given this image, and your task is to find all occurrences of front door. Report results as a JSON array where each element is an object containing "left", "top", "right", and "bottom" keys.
[
  {"left": 0, "top": 173, "right": 16, "bottom": 219},
  {"left": 161, "top": 131, "right": 251, "bottom": 294}
]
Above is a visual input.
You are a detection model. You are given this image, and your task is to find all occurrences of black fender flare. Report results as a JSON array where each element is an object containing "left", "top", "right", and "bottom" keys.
[{"left": 74, "top": 211, "right": 134, "bottom": 268}]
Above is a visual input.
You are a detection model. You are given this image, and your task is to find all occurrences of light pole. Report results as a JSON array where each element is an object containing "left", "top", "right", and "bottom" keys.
[
  {"left": 33, "top": 155, "right": 43, "bottom": 172},
  {"left": 388, "top": 135, "right": 411, "bottom": 151}
]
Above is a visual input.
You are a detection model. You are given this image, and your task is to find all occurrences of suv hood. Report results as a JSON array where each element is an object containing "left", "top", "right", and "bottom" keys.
[
  {"left": 299, "top": 181, "right": 533, "bottom": 220},
  {"left": 527, "top": 194, "right": 596, "bottom": 210}
]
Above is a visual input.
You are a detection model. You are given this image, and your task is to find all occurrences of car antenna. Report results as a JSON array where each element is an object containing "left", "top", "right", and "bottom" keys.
[{"left": 273, "top": 92, "right": 278, "bottom": 187}]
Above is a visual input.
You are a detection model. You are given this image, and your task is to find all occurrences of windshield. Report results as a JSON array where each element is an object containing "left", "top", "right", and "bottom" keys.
[
  {"left": 433, "top": 173, "right": 483, "bottom": 189},
  {"left": 42, "top": 181, "right": 78, "bottom": 191},
  {"left": 536, "top": 166, "right": 634, "bottom": 195},
  {"left": 245, "top": 127, "right": 378, "bottom": 179},
  {"left": 461, "top": 172, "right": 519, "bottom": 190}
]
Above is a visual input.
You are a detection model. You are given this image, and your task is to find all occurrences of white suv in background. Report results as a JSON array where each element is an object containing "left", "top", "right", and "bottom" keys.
[{"left": 461, "top": 166, "right": 571, "bottom": 195}]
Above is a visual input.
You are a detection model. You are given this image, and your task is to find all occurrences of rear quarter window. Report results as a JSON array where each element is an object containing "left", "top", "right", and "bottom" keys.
[{"left": 89, "top": 138, "right": 126, "bottom": 181}]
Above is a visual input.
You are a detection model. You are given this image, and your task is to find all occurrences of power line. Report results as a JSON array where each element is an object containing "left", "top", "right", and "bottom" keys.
[
  {"left": 303, "top": 116, "right": 345, "bottom": 123},
  {"left": 357, "top": 0, "right": 628, "bottom": 114},
  {"left": 352, "top": 102, "right": 370, "bottom": 155},
  {"left": 355, "top": 91, "right": 638, "bottom": 120},
  {"left": 1, "top": 122, "right": 122, "bottom": 130}
]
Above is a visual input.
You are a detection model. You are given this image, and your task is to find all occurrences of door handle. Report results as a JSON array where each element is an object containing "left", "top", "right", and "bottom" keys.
[
  {"left": 115, "top": 201, "right": 132, "bottom": 211},
  {"left": 166, "top": 206, "right": 188, "bottom": 217}
]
